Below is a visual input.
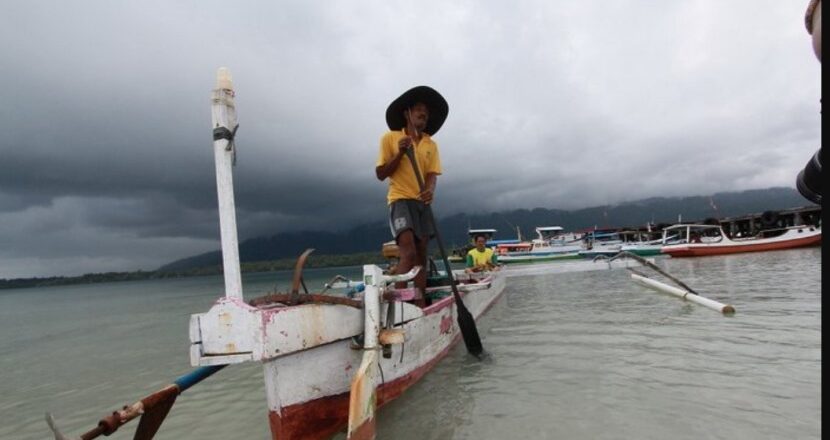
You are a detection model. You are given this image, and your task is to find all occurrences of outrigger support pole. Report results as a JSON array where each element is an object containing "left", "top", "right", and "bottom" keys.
[
  {"left": 609, "top": 251, "right": 698, "bottom": 294},
  {"left": 45, "top": 365, "right": 227, "bottom": 440}
]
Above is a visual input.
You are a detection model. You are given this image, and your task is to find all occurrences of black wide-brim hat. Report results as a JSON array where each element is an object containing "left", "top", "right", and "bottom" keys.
[{"left": 385, "top": 86, "right": 449, "bottom": 135}]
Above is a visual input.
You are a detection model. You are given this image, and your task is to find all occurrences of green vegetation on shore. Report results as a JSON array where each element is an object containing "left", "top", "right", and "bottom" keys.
[{"left": 0, "top": 251, "right": 388, "bottom": 290}]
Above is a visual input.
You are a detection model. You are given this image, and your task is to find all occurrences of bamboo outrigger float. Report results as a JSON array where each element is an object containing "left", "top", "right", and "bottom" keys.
[
  {"left": 630, "top": 272, "right": 736, "bottom": 315},
  {"left": 186, "top": 68, "right": 506, "bottom": 440},
  {"left": 613, "top": 252, "right": 735, "bottom": 315}
]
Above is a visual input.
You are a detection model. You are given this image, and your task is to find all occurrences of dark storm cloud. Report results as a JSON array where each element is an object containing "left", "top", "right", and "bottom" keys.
[{"left": 0, "top": 1, "right": 820, "bottom": 277}]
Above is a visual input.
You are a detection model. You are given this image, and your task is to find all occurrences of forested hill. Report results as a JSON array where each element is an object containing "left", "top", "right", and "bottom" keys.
[{"left": 157, "top": 187, "right": 815, "bottom": 272}]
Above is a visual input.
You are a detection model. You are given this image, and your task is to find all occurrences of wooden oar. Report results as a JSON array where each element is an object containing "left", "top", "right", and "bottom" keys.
[
  {"left": 404, "top": 148, "right": 484, "bottom": 357},
  {"left": 46, "top": 365, "right": 226, "bottom": 440}
]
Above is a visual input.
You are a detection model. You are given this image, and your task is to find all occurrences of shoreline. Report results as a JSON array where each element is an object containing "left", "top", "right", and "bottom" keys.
[{"left": 0, "top": 251, "right": 389, "bottom": 290}]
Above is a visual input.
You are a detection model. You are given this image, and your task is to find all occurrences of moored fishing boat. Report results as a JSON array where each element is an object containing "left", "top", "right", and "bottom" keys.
[
  {"left": 577, "top": 229, "right": 623, "bottom": 259},
  {"left": 619, "top": 241, "right": 662, "bottom": 256},
  {"left": 618, "top": 229, "right": 672, "bottom": 256},
  {"left": 660, "top": 223, "right": 821, "bottom": 257},
  {"left": 577, "top": 228, "right": 671, "bottom": 258},
  {"left": 495, "top": 226, "right": 582, "bottom": 264}
]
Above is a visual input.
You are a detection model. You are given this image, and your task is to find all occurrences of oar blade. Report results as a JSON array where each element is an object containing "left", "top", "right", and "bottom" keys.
[
  {"left": 347, "top": 350, "right": 380, "bottom": 440},
  {"left": 133, "top": 394, "right": 178, "bottom": 440},
  {"left": 453, "top": 292, "right": 483, "bottom": 357}
]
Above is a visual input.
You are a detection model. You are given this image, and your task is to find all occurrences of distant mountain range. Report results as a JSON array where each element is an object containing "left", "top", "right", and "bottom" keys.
[{"left": 157, "top": 187, "right": 815, "bottom": 272}]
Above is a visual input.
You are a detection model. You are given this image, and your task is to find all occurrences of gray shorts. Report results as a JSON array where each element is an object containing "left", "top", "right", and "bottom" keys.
[{"left": 389, "top": 199, "right": 434, "bottom": 242}]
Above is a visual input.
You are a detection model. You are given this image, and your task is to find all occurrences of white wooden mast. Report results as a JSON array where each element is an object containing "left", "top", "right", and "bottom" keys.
[{"left": 210, "top": 67, "right": 243, "bottom": 299}]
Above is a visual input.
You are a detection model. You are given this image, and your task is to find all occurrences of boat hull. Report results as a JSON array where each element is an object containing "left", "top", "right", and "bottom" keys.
[
  {"left": 577, "top": 250, "right": 618, "bottom": 259},
  {"left": 263, "top": 272, "right": 506, "bottom": 439},
  {"left": 579, "top": 245, "right": 663, "bottom": 259},
  {"left": 267, "top": 334, "right": 461, "bottom": 439},
  {"left": 662, "top": 227, "right": 821, "bottom": 257},
  {"left": 498, "top": 252, "right": 582, "bottom": 264},
  {"left": 619, "top": 245, "right": 663, "bottom": 256}
]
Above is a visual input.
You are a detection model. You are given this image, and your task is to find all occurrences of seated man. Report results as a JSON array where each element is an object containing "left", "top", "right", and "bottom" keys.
[{"left": 466, "top": 234, "right": 498, "bottom": 273}]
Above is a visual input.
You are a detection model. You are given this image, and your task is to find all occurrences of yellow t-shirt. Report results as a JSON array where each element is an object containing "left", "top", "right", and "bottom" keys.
[
  {"left": 376, "top": 129, "right": 442, "bottom": 205},
  {"left": 466, "top": 247, "right": 496, "bottom": 268}
]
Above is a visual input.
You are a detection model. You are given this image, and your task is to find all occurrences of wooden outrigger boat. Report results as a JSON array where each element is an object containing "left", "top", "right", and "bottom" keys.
[
  {"left": 496, "top": 226, "right": 582, "bottom": 264},
  {"left": 190, "top": 260, "right": 505, "bottom": 439},
  {"left": 660, "top": 223, "right": 821, "bottom": 257},
  {"left": 577, "top": 229, "right": 624, "bottom": 259},
  {"left": 45, "top": 68, "right": 506, "bottom": 440},
  {"left": 578, "top": 228, "right": 672, "bottom": 259},
  {"left": 496, "top": 244, "right": 582, "bottom": 263},
  {"left": 618, "top": 229, "right": 671, "bottom": 257},
  {"left": 185, "top": 69, "right": 507, "bottom": 440}
]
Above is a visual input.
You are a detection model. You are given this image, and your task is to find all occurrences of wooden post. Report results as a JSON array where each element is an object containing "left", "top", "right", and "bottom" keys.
[{"left": 211, "top": 67, "right": 243, "bottom": 299}]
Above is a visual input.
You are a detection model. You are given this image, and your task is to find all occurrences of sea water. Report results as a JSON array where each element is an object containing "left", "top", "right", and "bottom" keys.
[{"left": 0, "top": 248, "right": 820, "bottom": 439}]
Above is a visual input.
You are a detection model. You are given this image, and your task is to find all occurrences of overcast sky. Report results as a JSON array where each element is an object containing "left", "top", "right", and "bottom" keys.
[{"left": 0, "top": 1, "right": 820, "bottom": 278}]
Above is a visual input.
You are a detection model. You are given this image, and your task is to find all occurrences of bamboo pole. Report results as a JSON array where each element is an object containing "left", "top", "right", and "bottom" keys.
[{"left": 630, "top": 272, "right": 735, "bottom": 315}]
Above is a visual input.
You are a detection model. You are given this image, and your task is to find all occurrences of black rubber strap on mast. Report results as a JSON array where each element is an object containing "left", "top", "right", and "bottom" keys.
[
  {"left": 213, "top": 124, "right": 240, "bottom": 163},
  {"left": 213, "top": 124, "right": 239, "bottom": 144}
]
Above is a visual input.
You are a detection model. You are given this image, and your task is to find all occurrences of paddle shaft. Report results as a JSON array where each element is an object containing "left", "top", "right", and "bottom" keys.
[{"left": 403, "top": 147, "right": 483, "bottom": 356}]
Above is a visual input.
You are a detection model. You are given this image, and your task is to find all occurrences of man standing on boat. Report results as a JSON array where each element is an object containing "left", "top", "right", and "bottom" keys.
[
  {"left": 465, "top": 234, "right": 499, "bottom": 273},
  {"left": 376, "top": 86, "right": 448, "bottom": 307}
]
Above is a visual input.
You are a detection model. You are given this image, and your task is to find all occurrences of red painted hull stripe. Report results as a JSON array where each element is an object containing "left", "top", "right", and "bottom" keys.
[{"left": 662, "top": 235, "right": 820, "bottom": 257}]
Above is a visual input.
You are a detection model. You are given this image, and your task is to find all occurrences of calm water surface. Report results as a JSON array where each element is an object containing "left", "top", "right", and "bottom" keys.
[{"left": 1, "top": 249, "right": 820, "bottom": 439}]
